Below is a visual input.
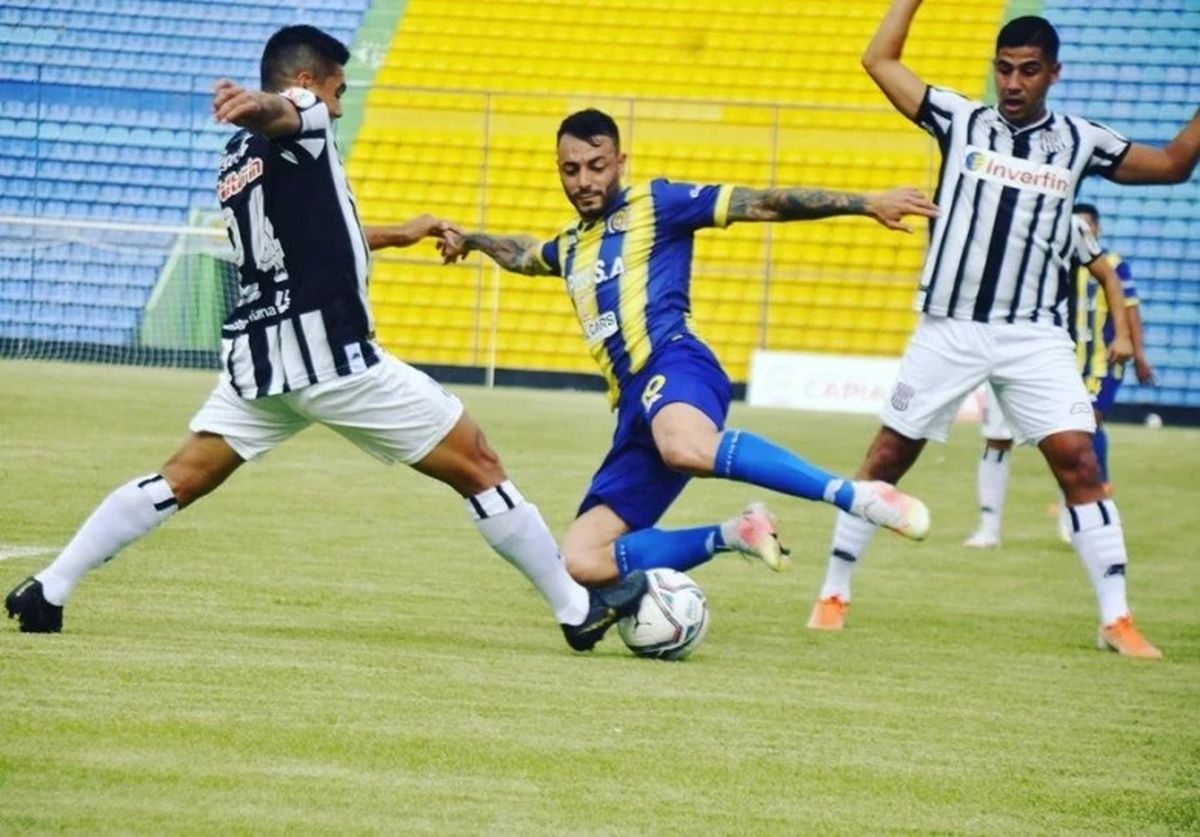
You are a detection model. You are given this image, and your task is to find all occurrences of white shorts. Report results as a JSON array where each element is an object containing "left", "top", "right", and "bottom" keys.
[
  {"left": 979, "top": 383, "right": 1014, "bottom": 441},
  {"left": 881, "top": 316, "right": 1095, "bottom": 445},
  {"left": 189, "top": 353, "right": 465, "bottom": 464}
]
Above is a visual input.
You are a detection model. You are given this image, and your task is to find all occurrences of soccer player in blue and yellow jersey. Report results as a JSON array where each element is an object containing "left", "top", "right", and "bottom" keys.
[
  {"left": 440, "top": 109, "right": 939, "bottom": 586},
  {"left": 1073, "top": 203, "right": 1155, "bottom": 493}
]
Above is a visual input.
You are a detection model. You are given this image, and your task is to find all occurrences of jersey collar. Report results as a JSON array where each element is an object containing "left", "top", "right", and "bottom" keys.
[
  {"left": 578, "top": 186, "right": 631, "bottom": 232},
  {"left": 994, "top": 107, "right": 1054, "bottom": 136}
]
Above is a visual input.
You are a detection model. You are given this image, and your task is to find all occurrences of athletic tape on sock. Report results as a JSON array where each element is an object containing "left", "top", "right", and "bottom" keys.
[{"left": 465, "top": 480, "right": 526, "bottom": 521}]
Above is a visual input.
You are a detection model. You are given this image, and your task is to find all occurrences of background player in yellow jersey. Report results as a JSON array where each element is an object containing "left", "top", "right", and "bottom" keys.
[{"left": 439, "top": 108, "right": 938, "bottom": 586}]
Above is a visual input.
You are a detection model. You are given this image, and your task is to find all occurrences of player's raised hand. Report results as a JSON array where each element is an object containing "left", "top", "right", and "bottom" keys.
[
  {"left": 212, "top": 79, "right": 264, "bottom": 125},
  {"left": 865, "top": 187, "right": 939, "bottom": 233}
]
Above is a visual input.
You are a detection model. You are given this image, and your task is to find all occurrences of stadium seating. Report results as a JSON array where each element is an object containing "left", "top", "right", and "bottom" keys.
[
  {"left": 2, "top": 0, "right": 1198, "bottom": 411},
  {"left": 1047, "top": 0, "right": 1200, "bottom": 407},
  {"left": 0, "top": 0, "right": 368, "bottom": 347},
  {"left": 353, "top": 0, "right": 1006, "bottom": 378}
]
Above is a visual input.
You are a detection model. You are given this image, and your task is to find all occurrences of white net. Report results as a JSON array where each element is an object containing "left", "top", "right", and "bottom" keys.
[{"left": 0, "top": 214, "right": 237, "bottom": 369}]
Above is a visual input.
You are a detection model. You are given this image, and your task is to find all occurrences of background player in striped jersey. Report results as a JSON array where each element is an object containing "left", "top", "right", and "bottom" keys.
[
  {"left": 5, "top": 26, "right": 647, "bottom": 652},
  {"left": 810, "top": 2, "right": 1199, "bottom": 658},
  {"left": 439, "top": 108, "right": 938, "bottom": 588},
  {"left": 963, "top": 207, "right": 1145, "bottom": 548}
]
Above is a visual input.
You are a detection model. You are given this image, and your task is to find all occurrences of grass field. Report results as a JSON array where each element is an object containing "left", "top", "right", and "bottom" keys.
[{"left": 1, "top": 359, "right": 1198, "bottom": 834}]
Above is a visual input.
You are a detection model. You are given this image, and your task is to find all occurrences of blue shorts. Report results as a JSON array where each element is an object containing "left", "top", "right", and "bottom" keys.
[
  {"left": 577, "top": 336, "right": 732, "bottom": 530},
  {"left": 1086, "top": 371, "right": 1123, "bottom": 414}
]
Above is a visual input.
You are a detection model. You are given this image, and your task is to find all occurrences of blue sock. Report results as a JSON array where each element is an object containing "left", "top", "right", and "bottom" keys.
[
  {"left": 614, "top": 525, "right": 725, "bottom": 578},
  {"left": 714, "top": 430, "right": 854, "bottom": 511},
  {"left": 1093, "top": 427, "right": 1110, "bottom": 484}
]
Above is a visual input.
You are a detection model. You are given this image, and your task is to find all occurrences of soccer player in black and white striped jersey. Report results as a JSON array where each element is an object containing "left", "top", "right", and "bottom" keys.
[
  {"left": 5, "top": 25, "right": 647, "bottom": 651},
  {"left": 808, "top": 2, "right": 1200, "bottom": 659}
]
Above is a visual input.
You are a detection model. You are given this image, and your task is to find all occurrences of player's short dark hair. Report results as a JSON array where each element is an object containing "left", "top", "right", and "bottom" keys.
[
  {"left": 996, "top": 16, "right": 1060, "bottom": 63},
  {"left": 1074, "top": 202, "right": 1100, "bottom": 222},
  {"left": 260, "top": 25, "right": 349, "bottom": 90},
  {"left": 558, "top": 109, "right": 621, "bottom": 149}
]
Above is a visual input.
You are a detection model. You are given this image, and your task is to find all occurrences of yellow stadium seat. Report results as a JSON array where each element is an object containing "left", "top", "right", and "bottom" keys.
[{"left": 351, "top": 0, "right": 1004, "bottom": 379}]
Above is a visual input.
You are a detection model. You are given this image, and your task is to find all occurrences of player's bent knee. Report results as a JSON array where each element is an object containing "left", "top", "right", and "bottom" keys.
[
  {"left": 1044, "top": 436, "right": 1103, "bottom": 498},
  {"left": 564, "top": 549, "right": 618, "bottom": 587},
  {"left": 657, "top": 439, "right": 713, "bottom": 476}
]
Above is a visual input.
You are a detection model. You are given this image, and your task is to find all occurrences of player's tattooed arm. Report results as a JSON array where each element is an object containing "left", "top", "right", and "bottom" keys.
[
  {"left": 439, "top": 232, "right": 554, "bottom": 276},
  {"left": 211, "top": 79, "right": 301, "bottom": 138},
  {"left": 728, "top": 187, "right": 867, "bottom": 222},
  {"left": 727, "top": 186, "right": 937, "bottom": 232}
]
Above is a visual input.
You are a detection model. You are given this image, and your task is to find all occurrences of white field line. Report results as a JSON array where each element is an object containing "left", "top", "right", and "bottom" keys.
[{"left": 0, "top": 545, "right": 57, "bottom": 562}]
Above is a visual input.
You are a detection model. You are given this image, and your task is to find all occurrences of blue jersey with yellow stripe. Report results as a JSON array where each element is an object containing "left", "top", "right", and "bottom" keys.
[
  {"left": 536, "top": 179, "right": 734, "bottom": 405},
  {"left": 1076, "top": 252, "right": 1139, "bottom": 381}
]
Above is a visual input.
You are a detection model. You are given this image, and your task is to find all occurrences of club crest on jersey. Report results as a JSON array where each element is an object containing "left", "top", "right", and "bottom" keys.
[
  {"left": 606, "top": 208, "right": 629, "bottom": 234},
  {"left": 963, "top": 145, "right": 1070, "bottom": 197},
  {"left": 1039, "top": 131, "right": 1066, "bottom": 154}
]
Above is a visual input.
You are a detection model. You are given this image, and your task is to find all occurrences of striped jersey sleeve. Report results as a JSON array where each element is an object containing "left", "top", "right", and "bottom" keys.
[
  {"left": 651, "top": 180, "right": 735, "bottom": 231},
  {"left": 538, "top": 238, "right": 562, "bottom": 275},
  {"left": 1079, "top": 119, "right": 1132, "bottom": 179},
  {"left": 275, "top": 87, "right": 332, "bottom": 166},
  {"left": 915, "top": 86, "right": 975, "bottom": 148}
]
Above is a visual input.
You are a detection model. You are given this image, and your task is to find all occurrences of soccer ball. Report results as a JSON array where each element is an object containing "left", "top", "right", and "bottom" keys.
[{"left": 618, "top": 568, "right": 709, "bottom": 660}]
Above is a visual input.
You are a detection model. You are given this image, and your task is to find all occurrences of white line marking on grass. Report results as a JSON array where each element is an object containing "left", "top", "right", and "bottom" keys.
[{"left": 0, "top": 545, "right": 57, "bottom": 562}]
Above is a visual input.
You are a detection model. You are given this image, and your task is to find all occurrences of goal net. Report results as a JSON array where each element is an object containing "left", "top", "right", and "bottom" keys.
[{"left": 0, "top": 214, "right": 237, "bottom": 370}]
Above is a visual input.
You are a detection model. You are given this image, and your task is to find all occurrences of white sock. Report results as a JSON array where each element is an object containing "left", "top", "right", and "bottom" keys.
[
  {"left": 976, "top": 446, "right": 1010, "bottom": 539},
  {"left": 818, "top": 511, "right": 877, "bottom": 600},
  {"left": 467, "top": 480, "right": 589, "bottom": 625},
  {"left": 1067, "top": 498, "right": 1130, "bottom": 625},
  {"left": 36, "top": 474, "right": 179, "bottom": 605}
]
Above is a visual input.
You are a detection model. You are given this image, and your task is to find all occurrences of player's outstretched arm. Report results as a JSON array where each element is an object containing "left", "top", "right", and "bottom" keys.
[
  {"left": 438, "top": 231, "right": 556, "bottom": 276},
  {"left": 1111, "top": 109, "right": 1200, "bottom": 184},
  {"left": 1087, "top": 258, "right": 1133, "bottom": 363},
  {"left": 727, "top": 186, "right": 937, "bottom": 233},
  {"left": 861, "top": 0, "right": 928, "bottom": 120},
  {"left": 364, "top": 215, "right": 462, "bottom": 251},
  {"left": 212, "top": 79, "right": 301, "bottom": 138}
]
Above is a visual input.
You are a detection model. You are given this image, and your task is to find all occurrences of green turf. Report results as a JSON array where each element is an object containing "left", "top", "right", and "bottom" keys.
[{"left": 1, "top": 360, "right": 1197, "bottom": 834}]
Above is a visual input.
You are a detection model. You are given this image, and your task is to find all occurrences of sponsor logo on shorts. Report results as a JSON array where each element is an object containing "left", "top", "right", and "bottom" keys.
[
  {"left": 1070, "top": 401, "right": 1091, "bottom": 415},
  {"left": 642, "top": 374, "right": 667, "bottom": 412},
  {"left": 962, "top": 145, "right": 1071, "bottom": 198},
  {"left": 890, "top": 382, "right": 915, "bottom": 412}
]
